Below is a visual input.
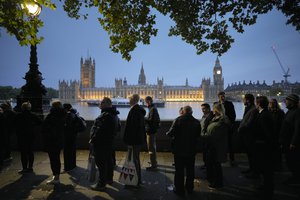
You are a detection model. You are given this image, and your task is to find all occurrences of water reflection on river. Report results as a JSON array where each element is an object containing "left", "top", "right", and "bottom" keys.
[
  {"left": 73, "top": 101, "right": 287, "bottom": 121},
  {"left": 72, "top": 102, "right": 247, "bottom": 121}
]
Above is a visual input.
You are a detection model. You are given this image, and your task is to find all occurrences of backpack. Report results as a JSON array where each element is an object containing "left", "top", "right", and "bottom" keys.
[{"left": 75, "top": 114, "right": 87, "bottom": 132}]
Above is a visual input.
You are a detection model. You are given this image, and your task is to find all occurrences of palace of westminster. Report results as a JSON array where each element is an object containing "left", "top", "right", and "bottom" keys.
[{"left": 58, "top": 57, "right": 224, "bottom": 102}]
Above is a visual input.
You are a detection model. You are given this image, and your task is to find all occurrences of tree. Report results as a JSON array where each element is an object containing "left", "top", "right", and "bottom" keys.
[{"left": 1, "top": 0, "right": 299, "bottom": 61}]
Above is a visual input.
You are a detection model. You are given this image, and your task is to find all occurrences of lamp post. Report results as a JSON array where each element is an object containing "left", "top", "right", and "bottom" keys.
[{"left": 15, "top": 1, "right": 47, "bottom": 114}]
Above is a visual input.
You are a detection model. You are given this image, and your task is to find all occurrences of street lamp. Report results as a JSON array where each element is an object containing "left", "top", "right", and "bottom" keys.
[{"left": 15, "top": 0, "right": 47, "bottom": 114}]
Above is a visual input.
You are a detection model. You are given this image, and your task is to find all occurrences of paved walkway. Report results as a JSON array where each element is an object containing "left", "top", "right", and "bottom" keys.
[{"left": 0, "top": 151, "right": 299, "bottom": 200}]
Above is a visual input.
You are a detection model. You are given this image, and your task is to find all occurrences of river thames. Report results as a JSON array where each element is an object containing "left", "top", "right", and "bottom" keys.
[{"left": 72, "top": 101, "right": 287, "bottom": 121}]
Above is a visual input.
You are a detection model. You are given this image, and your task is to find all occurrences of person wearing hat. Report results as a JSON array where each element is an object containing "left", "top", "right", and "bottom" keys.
[{"left": 279, "top": 94, "right": 300, "bottom": 185}]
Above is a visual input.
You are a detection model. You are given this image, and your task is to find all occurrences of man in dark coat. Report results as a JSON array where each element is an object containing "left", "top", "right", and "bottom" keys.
[
  {"left": 63, "top": 103, "right": 78, "bottom": 172},
  {"left": 238, "top": 93, "right": 258, "bottom": 177},
  {"left": 43, "top": 101, "right": 66, "bottom": 184},
  {"left": 253, "top": 96, "right": 275, "bottom": 200},
  {"left": 166, "top": 106, "right": 201, "bottom": 196},
  {"left": 0, "top": 107, "right": 7, "bottom": 171},
  {"left": 0, "top": 102, "right": 16, "bottom": 161},
  {"left": 279, "top": 94, "right": 300, "bottom": 185},
  {"left": 90, "top": 97, "right": 120, "bottom": 191},
  {"left": 15, "top": 102, "right": 42, "bottom": 173},
  {"left": 217, "top": 91, "right": 236, "bottom": 166},
  {"left": 123, "top": 94, "right": 146, "bottom": 186},
  {"left": 145, "top": 96, "right": 160, "bottom": 170}
]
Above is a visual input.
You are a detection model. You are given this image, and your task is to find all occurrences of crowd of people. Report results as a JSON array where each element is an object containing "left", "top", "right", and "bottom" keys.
[{"left": 0, "top": 92, "right": 299, "bottom": 200}]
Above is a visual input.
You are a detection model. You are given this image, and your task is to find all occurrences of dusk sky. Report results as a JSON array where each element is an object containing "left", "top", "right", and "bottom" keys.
[{"left": 0, "top": 4, "right": 299, "bottom": 89}]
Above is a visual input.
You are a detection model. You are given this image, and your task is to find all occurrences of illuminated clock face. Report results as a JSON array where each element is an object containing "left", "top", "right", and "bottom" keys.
[{"left": 216, "top": 70, "right": 221, "bottom": 74}]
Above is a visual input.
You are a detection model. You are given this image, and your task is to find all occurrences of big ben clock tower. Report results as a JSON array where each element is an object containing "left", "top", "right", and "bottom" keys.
[{"left": 213, "top": 57, "right": 224, "bottom": 93}]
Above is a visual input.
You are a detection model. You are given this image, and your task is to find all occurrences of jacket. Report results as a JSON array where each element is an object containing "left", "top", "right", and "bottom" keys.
[
  {"left": 42, "top": 107, "right": 66, "bottom": 151},
  {"left": 203, "top": 116, "right": 229, "bottom": 163},
  {"left": 145, "top": 103, "right": 160, "bottom": 134},
  {"left": 123, "top": 104, "right": 146, "bottom": 145},
  {"left": 279, "top": 106, "right": 300, "bottom": 147},
  {"left": 166, "top": 114, "right": 201, "bottom": 156},
  {"left": 90, "top": 107, "right": 120, "bottom": 146}
]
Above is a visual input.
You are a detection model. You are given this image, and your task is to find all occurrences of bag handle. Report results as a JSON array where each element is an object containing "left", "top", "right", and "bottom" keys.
[{"left": 127, "top": 146, "right": 133, "bottom": 162}]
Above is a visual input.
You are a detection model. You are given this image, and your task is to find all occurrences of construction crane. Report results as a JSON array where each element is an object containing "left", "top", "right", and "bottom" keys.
[{"left": 271, "top": 46, "right": 291, "bottom": 84}]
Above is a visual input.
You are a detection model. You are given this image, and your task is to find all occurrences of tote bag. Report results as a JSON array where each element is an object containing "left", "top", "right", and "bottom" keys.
[
  {"left": 87, "top": 145, "right": 97, "bottom": 182},
  {"left": 118, "top": 146, "right": 138, "bottom": 186}
]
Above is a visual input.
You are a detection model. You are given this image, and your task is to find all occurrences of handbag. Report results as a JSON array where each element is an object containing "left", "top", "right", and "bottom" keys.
[
  {"left": 87, "top": 144, "right": 97, "bottom": 182},
  {"left": 118, "top": 146, "right": 138, "bottom": 186}
]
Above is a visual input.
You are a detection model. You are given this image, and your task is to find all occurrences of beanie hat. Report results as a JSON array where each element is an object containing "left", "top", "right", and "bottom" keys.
[{"left": 286, "top": 94, "right": 299, "bottom": 103}]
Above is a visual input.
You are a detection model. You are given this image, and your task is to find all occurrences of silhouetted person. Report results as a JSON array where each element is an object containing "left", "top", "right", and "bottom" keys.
[
  {"left": 253, "top": 96, "right": 275, "bottom": 200},
  {"left": 166, "top": 106, "right": 201, "bottom": 196},
  {"left": 200, "top": 103, "right": 214, "bottom": 170},
  {"left": 279, "top": 94, "right": 300, "bottom": 185},
  {"left": 43, "top": 101, "right": 66, "bottom": 184},
  {"left": 203, "top": 103, "right": 230, "bottom": 189},
  {"left": 145, "top": 96, "right": 160, "bottom": 171},
  {"left": 63, "top": 103, "right": 78, "bottom": 172},
  {"left": 0, "top": 102, "right": 16, "bottom": 161},
  {"left": 123, "top": 94, "right": 146, "bottom": 186},
  {"left": 90, "top": 97, "right": 120, "bottom": 191},
  {"left": 268, "top": 98, "right": 285, "bottom": 171},
  {"left": 15, "top": 102, "right": 42, "bottom": 173},
  {"left": 0, "top": 107, "right": 7, "bottom": 171},
  {"left": 238, "top": 93, "right": 258, "bottom": 177},
  {"left": 217, "top": 91, "right": 236, "bottom": 166}
]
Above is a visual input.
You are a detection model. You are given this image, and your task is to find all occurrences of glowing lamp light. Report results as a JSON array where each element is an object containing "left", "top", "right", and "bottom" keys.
[{"left": 21, "top": 1, "right": 42, "bottom": 17}]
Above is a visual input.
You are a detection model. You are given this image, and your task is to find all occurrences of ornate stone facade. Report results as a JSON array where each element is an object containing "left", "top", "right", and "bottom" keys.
[{"left": 59, "top": 57, "right": 225, "bottom": 102}]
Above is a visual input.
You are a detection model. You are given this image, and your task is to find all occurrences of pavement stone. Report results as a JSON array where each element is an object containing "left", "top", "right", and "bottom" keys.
[{"left": 0, "top": 151, "right": 299, "bottom": 200}]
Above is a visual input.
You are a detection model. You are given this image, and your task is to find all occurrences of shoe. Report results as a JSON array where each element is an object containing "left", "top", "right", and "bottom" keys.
[
  {"left": 146, "top": 166, "right": 158, "bottom": 171},
  {"left": 91, "top": 183, "right": 106, "bottom": 191},
  {"left": 106, "top": 180, "right": 113, "bottom": 185},
  {"left": 46, "top": 178, "right": 60, "bottom": 185}
]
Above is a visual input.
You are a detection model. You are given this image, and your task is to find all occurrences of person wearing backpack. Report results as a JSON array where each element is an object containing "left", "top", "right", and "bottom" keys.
[
  {"left": 90, "top": 97, "right": 119, "bottom": 191},
  {"left": 144, "top": 96, "right": 160, "bottom": 171},
  {"left": 63, "top": 103, "right": 81, "bottom": 172}
]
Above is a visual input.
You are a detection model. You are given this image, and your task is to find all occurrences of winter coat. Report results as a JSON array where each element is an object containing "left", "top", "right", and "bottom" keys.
[
  {"left": 220, "top": 100, "right": 236, "bottom": 124},
  {"left": 145, "top": 103, "right": 160, "bottom": 134},
  {"left": 123, "top": 104, "right": 146, "bottom": 145},
  {"left": 166, "top": 114, "right": 201, "bottom": 156},
  {"left": 90, "top": 107, "right": 120, "bottom": 147},
  {"left": 15, "top": 110, "right": 42, "bottom": 149},
  {"left": 238, "top": 104, "right": 258, "bottom": 143},
  {"left": 42, "top": 107, "right": 66, "bottom": 151},
  {"left": 203, "top": 116, "right": 229, "bottom": 163},
  {"left": 64, "top": 108, "right": 78, "bottom": 138},
  {"left": 279, "top": 106, "right": 300, "bottom": 148}
]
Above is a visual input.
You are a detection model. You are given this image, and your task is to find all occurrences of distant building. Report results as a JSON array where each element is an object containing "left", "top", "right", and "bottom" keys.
[
  {"left": 225, "top": 80, "right": 300, "bottom": 101},
  {"left": 59, "top": 57, "right": 225, "bottom": 102}
]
